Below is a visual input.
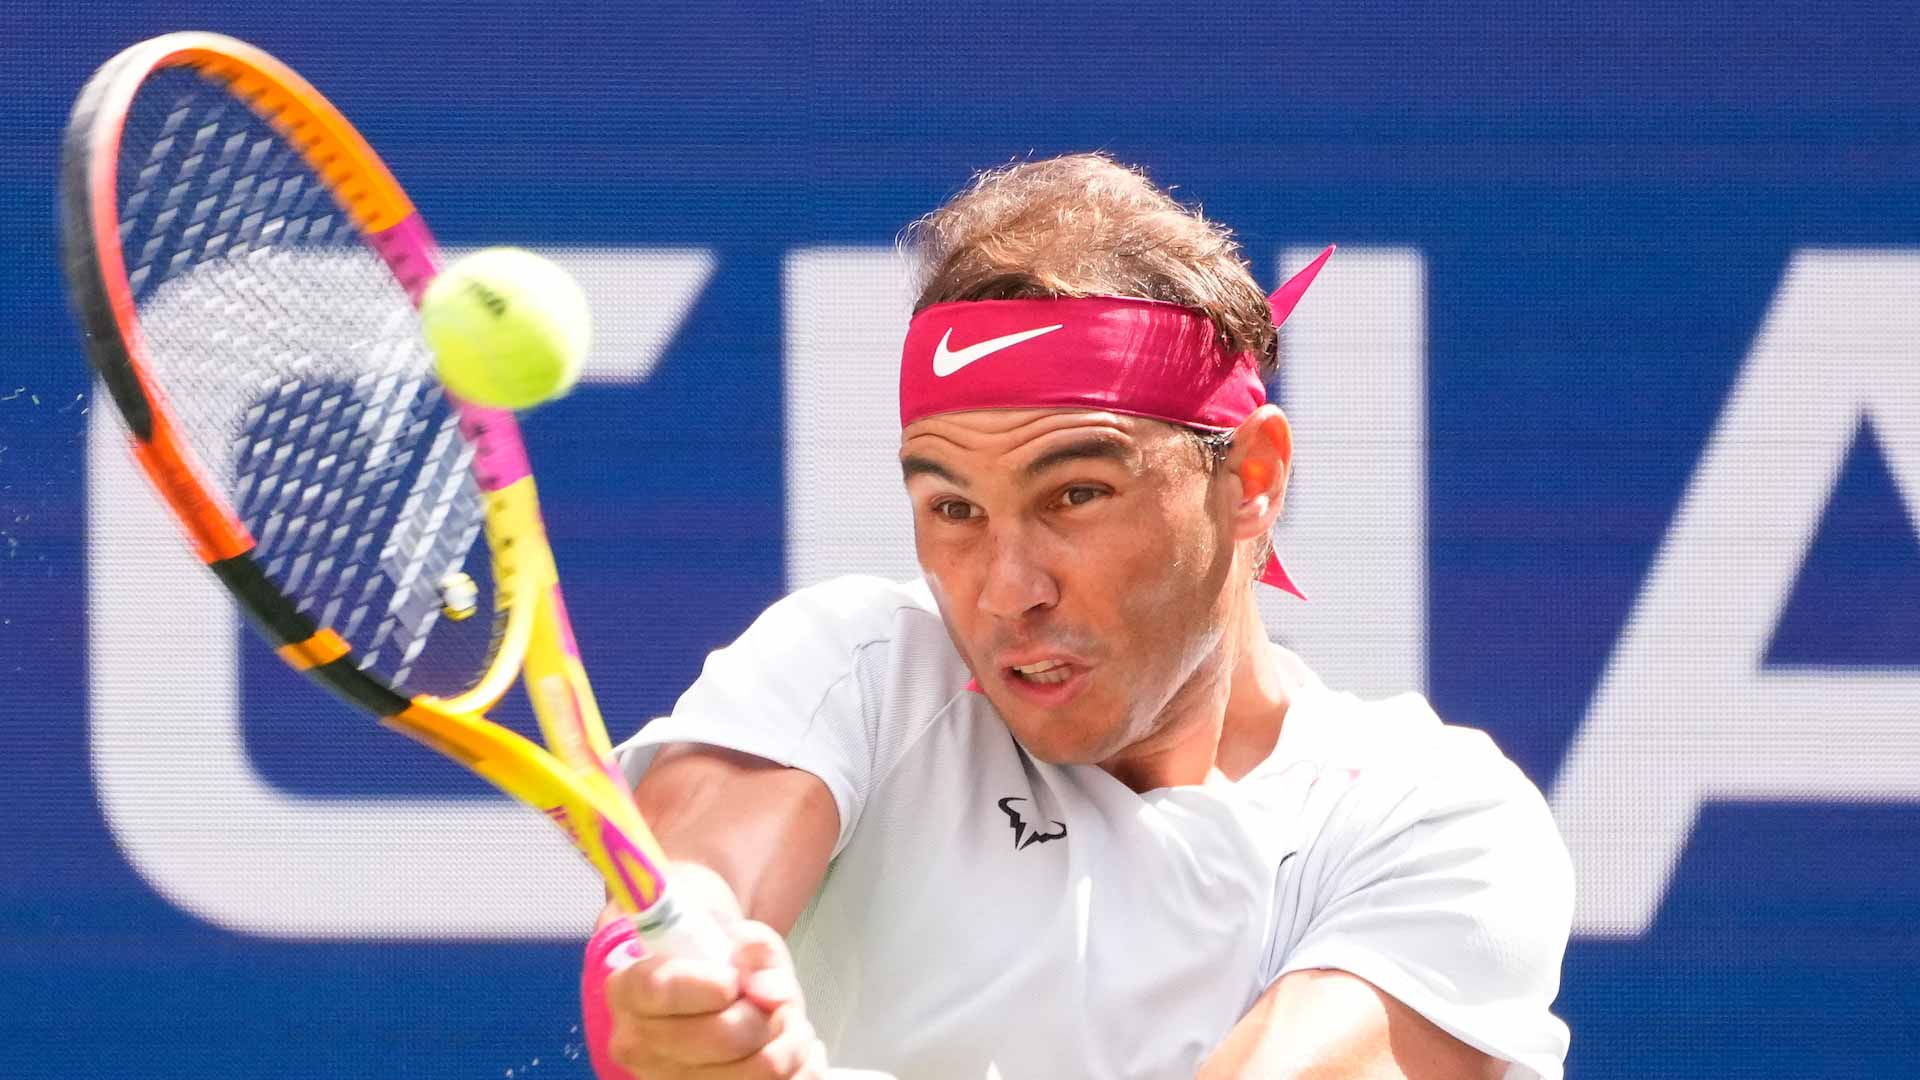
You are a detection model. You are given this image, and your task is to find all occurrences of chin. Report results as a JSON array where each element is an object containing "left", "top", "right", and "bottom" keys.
[
  {"left": 998, "top": 705, "right": 1125, "bottom": 766},
  {"left": 1015, "top": 737, "right": 1102, "bottom": 767}
]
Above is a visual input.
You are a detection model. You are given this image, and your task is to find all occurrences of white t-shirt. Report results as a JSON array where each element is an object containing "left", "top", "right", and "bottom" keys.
[{"left": 619, "top": 576, "right": 1572, "bottom": 1080}]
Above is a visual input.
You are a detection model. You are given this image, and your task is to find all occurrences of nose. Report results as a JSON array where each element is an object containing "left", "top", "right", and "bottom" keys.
[{"left": 977, "top": 526, "right": 1060, "bottom": 620}]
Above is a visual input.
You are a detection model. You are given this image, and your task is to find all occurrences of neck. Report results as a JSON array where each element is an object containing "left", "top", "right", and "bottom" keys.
[
  {"left": 1098, "top": 590, "right": 1302, "bottom": 792},
  {"left": 1216, "top": 609, "right": 1304, "bottom": 778}
]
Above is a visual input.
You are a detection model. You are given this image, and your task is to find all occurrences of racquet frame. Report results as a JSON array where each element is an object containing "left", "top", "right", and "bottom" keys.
[{"left": 61, "top": 31, "right": 714, "bottom": 951}]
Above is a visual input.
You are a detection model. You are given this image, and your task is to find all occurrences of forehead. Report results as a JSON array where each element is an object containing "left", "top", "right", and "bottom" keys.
[{"left": 899, "top": 408, "right": 1189, "bottom": 476}]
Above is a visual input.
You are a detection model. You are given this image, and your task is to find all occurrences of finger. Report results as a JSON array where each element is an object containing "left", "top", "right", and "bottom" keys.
[
  {"left": 623, "top": 995, "right": 780, "bottom": 1068},
  {"left": 608, "top": 951, "right": 742, "bottom": 1018},
  {"left": 803, "top": 1037, "right": 834, "bottom": 1080},
  {"left": 755, "top": 1002, "right": 825, "bottom": 1080},
  {"left": 728, "top": 918, "right": 789, "bottom": 970},
  {"left": 729, "top": 922, "right": 803, "bottom": 1011},
  {"left": 679, "top": 1000, "right": 820, "bottom": 1080}
]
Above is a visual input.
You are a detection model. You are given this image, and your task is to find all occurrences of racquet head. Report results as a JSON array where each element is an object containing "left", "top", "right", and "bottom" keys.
[
  {"left": 60, "top": 32, "right": 698, "bottom": 936},
  {"left": 63, "top": 33, "right": 500, "bottom": 705}
]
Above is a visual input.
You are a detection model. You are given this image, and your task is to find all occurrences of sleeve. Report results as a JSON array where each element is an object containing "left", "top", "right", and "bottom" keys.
[
  {"left": 613, "top": 575, "right": 917, "bottom": 857},
  {"left": 1273, "top": 730, "right": 1574, "bottom": 1080}
]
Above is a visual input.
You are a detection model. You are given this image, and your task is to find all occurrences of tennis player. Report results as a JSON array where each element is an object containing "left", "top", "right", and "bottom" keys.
[{"left": 583, "top": 154, "right": 1572, "bottom": 1080}]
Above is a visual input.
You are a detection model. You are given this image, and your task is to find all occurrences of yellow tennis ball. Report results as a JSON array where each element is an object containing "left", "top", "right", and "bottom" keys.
[{"left": 421, "top": 246, "right": 591, "bottom": 410}]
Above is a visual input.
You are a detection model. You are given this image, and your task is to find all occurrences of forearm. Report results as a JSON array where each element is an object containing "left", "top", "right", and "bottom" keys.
[
  {"left": 628, "top": 743, "right": 839, "bottom": 933},
  {"left": 1197, "top": 969, "right": 1503, "bottom": 1080},
  {"left": 586, "top": 745, "right": 840, "bottom": 1080}
]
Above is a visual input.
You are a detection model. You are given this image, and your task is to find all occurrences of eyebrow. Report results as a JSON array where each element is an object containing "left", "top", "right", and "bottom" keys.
[
  {"left": 1023, "top": 436, "right": 1135, "bottom": 478},
  {"left": 900, "top": 454, "right": 967, "bottom": 487},
  {"left": 900, "top": 435, "right": 1136, "bottom": 488}
]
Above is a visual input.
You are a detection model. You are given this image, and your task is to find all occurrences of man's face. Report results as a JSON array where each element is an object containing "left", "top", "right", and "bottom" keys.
[{"left": 900, "top": 408, "right": 1241, "bottom": 765}]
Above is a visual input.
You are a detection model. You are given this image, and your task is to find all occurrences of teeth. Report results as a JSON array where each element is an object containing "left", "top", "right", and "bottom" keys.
[{"left": 1013, "top": 660, "right": 1071, "bottom": 684}]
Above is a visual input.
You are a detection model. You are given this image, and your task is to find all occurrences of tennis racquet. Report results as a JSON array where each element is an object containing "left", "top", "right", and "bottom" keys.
[{"left": 60, "top": 31, "right": 727, "bottom": 960}]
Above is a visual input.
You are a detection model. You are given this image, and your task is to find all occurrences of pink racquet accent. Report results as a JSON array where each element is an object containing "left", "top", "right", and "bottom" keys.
[
  {"left": 454, "top": 405, "right": 535, "bottom": 491},
  {"left": 365, "top": 212, "right": 441, "bottom": 303},
  {"left": 364, "top": 212, "right": 537, "bottom": 493}
]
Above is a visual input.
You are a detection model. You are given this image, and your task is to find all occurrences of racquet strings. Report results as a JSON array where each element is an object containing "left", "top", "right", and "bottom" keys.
[{"left": 111, "top": 67, "right": 495, "bottom": 698}]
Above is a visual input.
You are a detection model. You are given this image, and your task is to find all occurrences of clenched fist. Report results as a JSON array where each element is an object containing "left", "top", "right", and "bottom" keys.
[{"left": 599, "top": 916, "right": 827, "bottom": 1079}]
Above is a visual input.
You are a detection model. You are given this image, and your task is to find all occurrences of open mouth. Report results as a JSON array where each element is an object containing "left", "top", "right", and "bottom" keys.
[
  {"left": 1010, "top": 659, "right": 1073, "bottom": 685},
  {"left": 998, "top": 657, "right": 1091, "bottom": 706}
]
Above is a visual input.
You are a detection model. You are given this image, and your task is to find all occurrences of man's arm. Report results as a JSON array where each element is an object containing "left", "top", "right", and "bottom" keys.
[
  {"left": 586, "top": 745, "right": 843, "bottom": 1080},
  {"left": 587, "top": 578, "right": 920, "bottom": 1078},
  {"left": 605, "top": 743, "right": 840, "bottom": 934},
  {"left": 1197, "top": 969, "right": 1504, "bottom": 1080}
]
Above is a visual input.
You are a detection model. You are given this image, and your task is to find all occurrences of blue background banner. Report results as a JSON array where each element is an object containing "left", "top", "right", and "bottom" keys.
[{"left": 3, "top": 4, "right": 1918, "bottom": 1077}]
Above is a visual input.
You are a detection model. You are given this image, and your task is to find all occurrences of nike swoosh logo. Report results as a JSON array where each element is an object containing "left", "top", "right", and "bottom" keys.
[{"left": 931, "top": 323, "right": 1064, "bottom": 377}]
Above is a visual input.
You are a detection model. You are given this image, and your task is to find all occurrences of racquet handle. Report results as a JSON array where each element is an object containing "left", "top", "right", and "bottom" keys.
[{"left": 631, "top": 887, "right": 736, "bottom": 963}]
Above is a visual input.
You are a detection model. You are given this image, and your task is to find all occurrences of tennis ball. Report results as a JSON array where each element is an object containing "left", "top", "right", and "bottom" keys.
[{"left": 421, "top": 246, "right": 591, "bottom": 410}]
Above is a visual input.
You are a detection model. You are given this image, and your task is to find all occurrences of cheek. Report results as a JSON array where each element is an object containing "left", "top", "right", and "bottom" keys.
[
  {"left": 910, "top": 526, "right": 975, "bottom": 618},
  {"left": 1100, "top": 494, "right": 1233, "bottom": 651},
  {"left": 915, "top": 536, "right": 967, "bottom": 613},
  {"left": 912, "top": 519, "right": 967, "bottom": 588},
  {"left": 1107, "top": 485, "right": 1229, "bottom": 592}
]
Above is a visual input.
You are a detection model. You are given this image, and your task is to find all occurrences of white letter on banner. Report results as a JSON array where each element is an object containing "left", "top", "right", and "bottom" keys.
[
  {"left": 783, "top": 247, "right": 923, "bottom": 589},
  {"left": 1550, "top": 250, "right": 1920, "bottom": 938},
  {"left": 785, "top": 246, "right": 1428, "bottom": 698},
  {"left": 1258, "top": 247, "right": 1428, "bottom": 697},
  {"left": 89, "top": 247, "right": 711, "bottom": 939}
]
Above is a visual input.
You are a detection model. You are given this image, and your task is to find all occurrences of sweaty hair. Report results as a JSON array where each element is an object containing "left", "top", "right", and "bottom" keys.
[
  {"left": 902, "top": 152, "right": 1278, "bottom": 377},
  {"left": 904, "top": 154, "right": 1278, "bottom": 575}
]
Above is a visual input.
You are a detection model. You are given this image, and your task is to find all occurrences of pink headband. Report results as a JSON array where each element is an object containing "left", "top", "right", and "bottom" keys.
[{"left": 899, "top": 244, "right": 1335, "bottom": 598}]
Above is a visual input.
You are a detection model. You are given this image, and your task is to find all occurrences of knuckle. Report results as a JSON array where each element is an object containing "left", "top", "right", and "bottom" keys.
[
  {"left": 714, "top": 1000, "right": 778, "bottom": 1058},
  {"left": 770, "top": 1002, "right": 805, "bottom": 1043},
  {"left": 739, "top": 1050, "right": 790, "bottom": 1080},
  {"left": 729, "top": 927, "right": 781, "bottom": 965},
  {"left": 745, "top": 1006, "right": 818, "bottom": 1080}
]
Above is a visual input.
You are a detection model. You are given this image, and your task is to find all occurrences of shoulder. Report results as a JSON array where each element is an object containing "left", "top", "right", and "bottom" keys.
[
  {"left": 665, "top": 573, "right": 971, "bottom": 716},
  {"left": 1275, "top": 688, "right": 1550, "bottom": 827},
  {"left": 719, "top": 575, "right": 959, "bottom": 681},
  {"left": 1266, "top": 690, "right": 1573, "bottom": 1076},
  {"left": 623, "top": 577, "right": 974, "bottom": 849},
  {"left": 1272, "top": 685, "right": 1572, "bottom": 966},
  {"left": 746, "top": 574, "right": 945, "bottom": 646}
]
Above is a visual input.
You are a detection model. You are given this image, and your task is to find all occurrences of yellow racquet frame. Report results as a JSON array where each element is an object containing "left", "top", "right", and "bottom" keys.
[{"left": 61, "top": 30, "right": 726, "bottom": 957}]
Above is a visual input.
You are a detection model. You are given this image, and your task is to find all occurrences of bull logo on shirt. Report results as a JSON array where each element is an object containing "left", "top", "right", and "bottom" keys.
[{"left": 997, "top": 797, "right": 1068, "bottom": 850}]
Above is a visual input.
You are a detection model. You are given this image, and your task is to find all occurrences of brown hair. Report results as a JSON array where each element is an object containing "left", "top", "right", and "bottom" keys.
[{"left": 903, "top": 153, "right": 1278, "bottom": 375}]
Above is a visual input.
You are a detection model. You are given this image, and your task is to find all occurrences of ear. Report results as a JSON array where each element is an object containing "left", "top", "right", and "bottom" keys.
[{"left": 1225, "top": 404, "right": 1292, "bottom": 543}]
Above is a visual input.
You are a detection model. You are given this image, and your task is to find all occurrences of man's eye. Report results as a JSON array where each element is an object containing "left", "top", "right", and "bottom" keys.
[
  {"left": 933, "top": 500, "right": 975, "bottom": 521},
  {"left": 1060, "top": 486, "right": 1105, "bottom": 508}
]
